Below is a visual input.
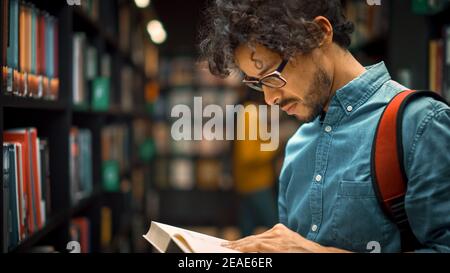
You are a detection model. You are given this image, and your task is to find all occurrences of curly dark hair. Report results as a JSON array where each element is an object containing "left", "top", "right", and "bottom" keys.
[{"left": 199, "top": 0, "right": 354, "bottom": 78}]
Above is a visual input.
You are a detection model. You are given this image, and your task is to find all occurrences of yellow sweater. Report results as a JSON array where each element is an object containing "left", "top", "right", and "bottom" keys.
[{"left": 233, "top": 104, "right": 277, "bottom": 194}]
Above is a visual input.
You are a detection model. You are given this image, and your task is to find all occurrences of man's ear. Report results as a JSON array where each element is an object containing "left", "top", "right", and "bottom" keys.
[{"left": 313, "top": 16, "right": 333, "bottom": 48}]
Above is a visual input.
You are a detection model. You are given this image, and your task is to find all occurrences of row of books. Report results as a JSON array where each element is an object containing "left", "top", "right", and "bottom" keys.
[
  {"left": 119, "top": 2, "right": 159, "bottom": 112},
  {"left": 70, "top": 127, "right": 93, "bottom": 205},
  {"left": 79, "top": 0, "right": 100, "bottom": 22},
  {"left": 101, "top": 124, "right": 130, "bottom": 192},
  {"left": 121, "top": 65, "right": 147, "bottom": 112},
  {"left": 119, "top": 1, "right": 157, "bottom": 80},
  {"left": 12, "top": 206, "right": 113, "bottom": 253},
  {"left": 131, "top": 167, "right": 146, "bottom": 211},
  {"left": 152, "top": 87, "right": 240, "bottom": 121},
  {"left": 77, "top": 0, "right": 151, "bottom": 74},
  {"left": 167, "top": 87, "right": 240, "bottom": 109},
  {"left": 1, "top": 0, "right": 59, "bottom": 100},
  {"left": 154, "top": 158, "right": 232, "bottom": 191},
  {"left": 152, "top": 87, "right": 239, "bottom": 156},
  {"left": 102, "top": 124, "right": 130, "bottom": 173},
  {"left": 69, "top": 217, "right": 91, "bottom": 253},
  {"left": 344, "top": 0, "right": 388, "bottom": 49},
  {"left": 154, "top": 58, "right": 239, "bottom": 190},
  {"left": 2, "top": 128, "right": 51, "bottom": 252},
  {"left": 126, "top": 167, "right": 155, "bottom": 252},
  {"left": 412, "top": 0, "right": 450, "bottom": 15},
  {"left": 132, "top": 119, "right": 155, "bottom": 163},
  {"left": 153, "top": 114, "right": 300, "bottom": 191},
  {"left": 153, "top": 121, "right": 232, "bottom": 157},
  {"left": 72, "top": 33, "right": 112, "bottom": 111},
  {"left": 145, "top": 43, "right": 159, "bottom": 79},
  {"left": 159, "top": 57, "right": 242, "bottom": 87},
  {"left": 70, "top": 209, "right": 113, "bottom": 253},
  {"left": 118, "top": 3, "right": 131, "bottom": 53},
  {"left": 71, "top": 123, "right": 153, "bottom": 196},
  {"left": 429, "top": 25, "right": 450, "bottom": 99},
  {"left": 72, "top": 31, "right": 152, "bottom": 112}
]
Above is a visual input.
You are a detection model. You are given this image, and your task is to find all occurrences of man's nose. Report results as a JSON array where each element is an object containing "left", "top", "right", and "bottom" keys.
[{"left": 263, "top": 87, "right": 281, "bottom": 106}]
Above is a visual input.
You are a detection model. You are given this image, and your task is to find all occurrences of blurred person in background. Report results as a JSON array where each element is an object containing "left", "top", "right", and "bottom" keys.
[{"left": 233, "top": 91, "right": 278, "bottom": 237}]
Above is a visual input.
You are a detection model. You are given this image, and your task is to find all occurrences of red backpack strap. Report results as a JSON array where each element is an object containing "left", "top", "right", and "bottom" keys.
[{"left": 371, "top": 90, "right": 448, "bottom": 252}]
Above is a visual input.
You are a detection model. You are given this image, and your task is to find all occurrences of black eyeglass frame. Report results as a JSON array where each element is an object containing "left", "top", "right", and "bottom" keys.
[{"left": 242, "top": 59, "right": 289, "bottom": 92}]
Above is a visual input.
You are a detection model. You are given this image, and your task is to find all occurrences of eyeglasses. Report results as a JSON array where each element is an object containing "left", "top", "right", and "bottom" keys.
[{"left": 242, "top": 59, "right": 288, "bottom": 92}]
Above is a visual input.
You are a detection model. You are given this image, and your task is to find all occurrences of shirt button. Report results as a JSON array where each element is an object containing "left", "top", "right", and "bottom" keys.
[
  {"left": 315, "top": 174, "right": 322, "bottom": 182},
  {"left": 325, "top": 126, "right": 332, "bottom": 133},
  {"left": 347, "top": 105, "right": 353, "bottom": 112},
  {"left": 311, "top": 224, "right": 318, "bottom": 232}
]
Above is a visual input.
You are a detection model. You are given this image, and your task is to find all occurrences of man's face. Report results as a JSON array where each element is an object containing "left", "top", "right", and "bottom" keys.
[{"left": 234, "top": 43, "right": 334, "bottom": 123}]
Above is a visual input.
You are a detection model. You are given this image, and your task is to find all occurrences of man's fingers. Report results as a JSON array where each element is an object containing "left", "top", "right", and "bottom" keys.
[
  {"left": 222, "top": 228, "right": 282, "bottom": 249},
  {"left": 224, "top": 236, "right": 259, "bottom": 250},
  {"left": 223, "top": 238, "right": 251, "bottom": 248},
  {"left": 230, "top": 240, "right": 279, "bottom": 253},
  {"left": 223, "top": 235, "right": 255, "bottom": 246},
  {"left": 225, "top": 236, "right": 272, "bottom": 250}
]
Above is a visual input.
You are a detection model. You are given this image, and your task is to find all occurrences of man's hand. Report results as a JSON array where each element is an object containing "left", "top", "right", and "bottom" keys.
[{"left": 222, "top": 224, "right": 351, "bottom": 253}]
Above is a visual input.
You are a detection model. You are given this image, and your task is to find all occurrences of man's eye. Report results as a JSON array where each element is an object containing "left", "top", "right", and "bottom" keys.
[{"left": 245, "top": 77, "right": 258, "bottom": 81}]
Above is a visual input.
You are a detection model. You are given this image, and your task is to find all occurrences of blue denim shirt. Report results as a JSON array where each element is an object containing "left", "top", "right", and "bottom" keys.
[{"left": 278, "top": 62, "right": 450, "bottom": 253}]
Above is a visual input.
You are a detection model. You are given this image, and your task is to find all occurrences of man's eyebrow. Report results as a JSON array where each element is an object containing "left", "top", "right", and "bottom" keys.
[
  {"left": 243, "top": 62, "right": 277, "bottom": 80},
  {"left": 249, "top": 51, "right": 277, "bottom": 78},
  {"left": 256, "top": 61, "right": 277, "bottom": 77}
]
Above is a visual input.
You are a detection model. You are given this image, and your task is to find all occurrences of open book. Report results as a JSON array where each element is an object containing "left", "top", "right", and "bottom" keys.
[{"left": 143, "top": 221, "right": 241, "bottom": 253}]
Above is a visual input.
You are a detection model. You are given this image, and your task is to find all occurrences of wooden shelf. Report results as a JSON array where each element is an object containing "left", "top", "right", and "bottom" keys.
[
  {"left": 70, "top": 191, "right": 103, "bottom": 216},
  {"left": 72, "top": 6, "right": 149, "bottom": 69},
  {"left": 118, "top": 50, "right": 147, "bottom": 79},
  {"left": 155, "top": 153, "right": 230, "bottom": 161},
  {"left": 9, "top": 210, "right": 67, "bottom": 253},
  {"left": 1, "top": 95, "right": 67, "bottom": 111},
  {"left": 72, "top": 7, "right": 116, "bottom": 48},
  {"left": 10, "top": 192, "right": 102, "bottom": 253},
  {"left": 72, "top": 108, "right": 151, "bottom": 119}
]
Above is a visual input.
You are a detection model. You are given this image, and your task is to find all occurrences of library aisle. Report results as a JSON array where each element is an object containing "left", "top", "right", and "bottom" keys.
[{"left": 1, "top": 0, "right": 449, "bottom": 254}]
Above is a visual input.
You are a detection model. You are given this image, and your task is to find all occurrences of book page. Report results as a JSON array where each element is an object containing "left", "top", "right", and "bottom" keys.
[{"left": 154, "top": 222, "right": 240, "bottom": 253}]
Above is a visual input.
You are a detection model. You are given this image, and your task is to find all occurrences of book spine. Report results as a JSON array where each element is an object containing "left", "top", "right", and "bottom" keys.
[
  {"left": 9, "top": 0, "right": 19, "bottom": 95},
  {"left": 51, "top": 19, "right": 58, "bottom": 99},
  {"left": 30, "top": 4, "right": 36, "bottom": 97},
  {"left": 18, "top": 2, "right": 25, "bottom": 96},
  {"left": 24, "top": 3, "right": 31, "bottom": 97},
  {"left": 1, "top": 0, "right": 8, "bottom": 93},
  {"left": 45, "top": 14, "right": 53, "bottom": 98},
  {"left": 4, "top": 0, "right": 11, "bottom": 94},
  {"left": 8, "top": 144, "right": 20, "bottom": 250},
  {"left": 3, "top": 145, "right": 10, "bottom": 253},
  {"left": 39, "top": 140, "right": 50, "bottom": 223},
  {"left": 14, "top": 143, "right": 25, "bottom": 241}
]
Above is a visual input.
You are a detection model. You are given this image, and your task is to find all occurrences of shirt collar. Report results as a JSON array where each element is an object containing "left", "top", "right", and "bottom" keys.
[{"left": 334, "top": 61, "right": 391, "bottom": 115}]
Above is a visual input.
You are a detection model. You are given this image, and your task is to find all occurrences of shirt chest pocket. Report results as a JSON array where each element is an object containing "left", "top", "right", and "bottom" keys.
[{"left": 330, "top": 180, "right": 395, "bottom": 252}]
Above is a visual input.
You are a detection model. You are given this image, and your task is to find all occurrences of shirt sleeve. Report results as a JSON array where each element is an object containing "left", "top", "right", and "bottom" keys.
[{"left": 404, "top": 106, "right": 450, "bottom": 253}]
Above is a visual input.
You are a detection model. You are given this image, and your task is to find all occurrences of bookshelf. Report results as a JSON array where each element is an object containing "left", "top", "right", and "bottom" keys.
[
  {"left": 151, "top": 55, "right": 241, "bottom": 230},
  {"left": 1, "top": 0, "right": 158, "bottom": 253},
  {"left": 388, "top": 0, "right": 450, "bottom": 99},
  {"left": 343, "top": 0, "right": 390, "bottom": 65},
  {"left": 344, "top": 0, "right": 450, "bottom": 99}
]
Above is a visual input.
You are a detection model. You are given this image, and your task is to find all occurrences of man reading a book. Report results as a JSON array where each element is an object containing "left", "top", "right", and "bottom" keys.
[{"left": 199, "top": 0, "right": 450, "bottom": 252}]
